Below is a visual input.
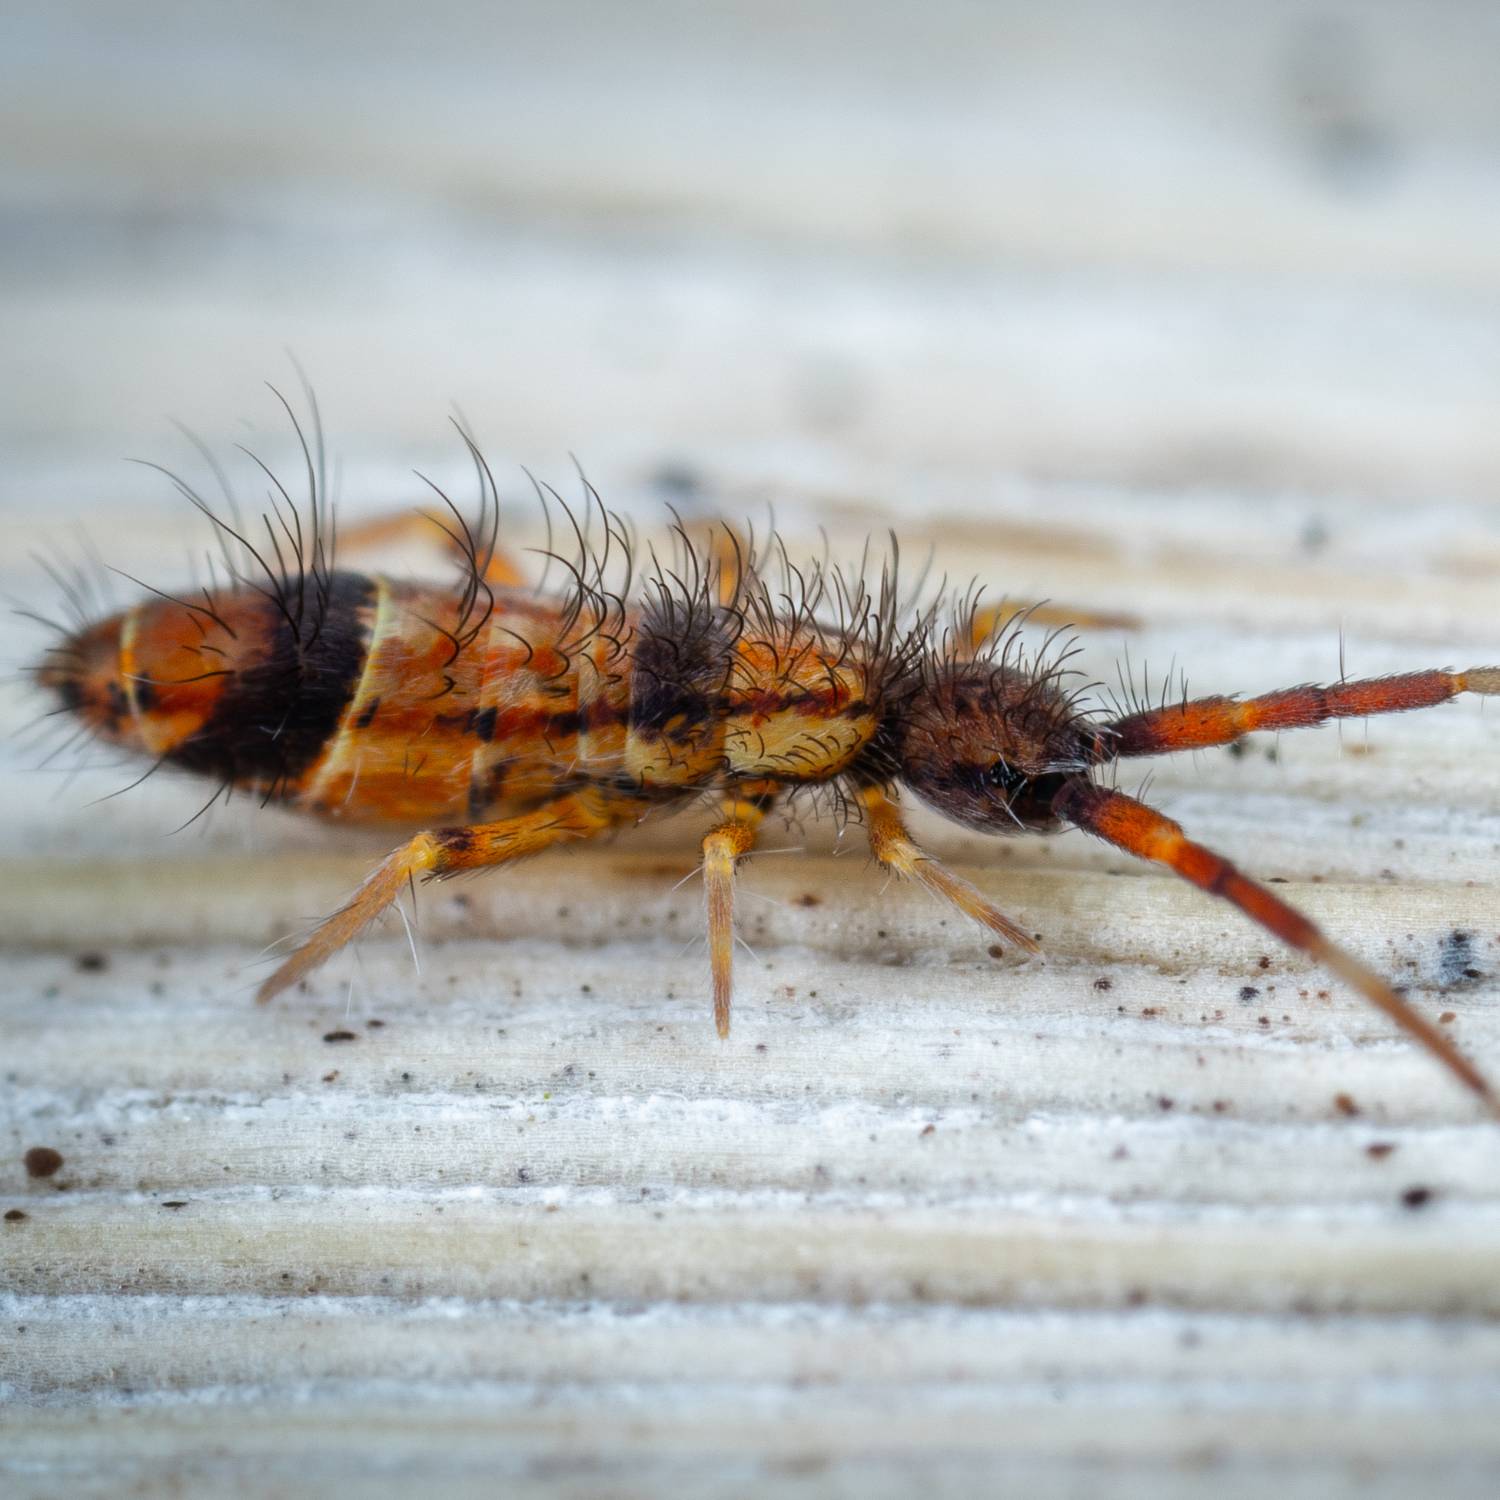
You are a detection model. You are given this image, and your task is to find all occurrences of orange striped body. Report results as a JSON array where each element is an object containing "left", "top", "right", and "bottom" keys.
[
  {"left": 36, "top": 505, "right": 1500, "bottom": 1110},
  {"left": 52, "top": 572, "right": 882, "bottom": 826}
]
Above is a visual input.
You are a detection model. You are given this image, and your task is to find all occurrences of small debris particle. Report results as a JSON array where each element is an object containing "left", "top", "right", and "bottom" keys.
[
  {"left": 322, "top": 1030, "right": 358, "bottom": 1044},
  {"left": 1439, "top": 1011, "right": 1456, "bottom": 1025},
  {"left": 4, "top": 1209, "right": 27, "bottom": 1223},
  {"left": 161, "top": 1201, "right": 188, "bottom": 1210},
  {"left": 1211, "top": 1099, "right": 1229, "bottom": 1113},
  {"left": 1238, "top": 986, "right": 1259, "bottom": 1002},
  {"left": 794, "top": 893, "right": 822, "bottom": 908},
  {"left": 321, "top": 1070, "right": 340, "bottom": 1083},
  {"left": 1334, "top": 1093, "right": 1360, "bottom": 1117},
  {"left": 366, "top": 1018, "right": 386, "bottom": 1029},
  {"left": 74, "top": 951, "right": 108, "bottom": 972},
  {"left": 1366, "top": 1142, "right": 1396, "bottom": 1160},
  {"left": 1111, "top": 1144, "right": 1129, "bottom": 1160},
  {"left": 1141, "top": 1007, "right": 1159, "bottom": 1018},
  {"left": 1440, "top": 931, "right": 1485, "bottom": 987},
  {"left": 1401, "top": 1186, "right": 1433, "bottom": 1210},
  {"left": 920, "top": 1123, "right": 936, "bottom": 1138},
  {"left": 1093, "top": 977, "right": 1113, "bottom": 992},
  {"left": 1258, "top": 1016, "right": 1271, "bottom": 1027},
  {"left": 1257, "top": 955, "right": 1271, "bottom": 970},
  {"left": 987, "top": 944, "right": 1005, "bottom": 959},
  {"left": 23, "top": 1147, "right": 64, "bottom": 1179},
  {"left": 755, "top": 1043, "right": 768, "bottom": 1053},
  {"left": 1157, "top": 1096, "right": 1175, "bottom": 1111},
  {"left": 650, "top": 460, "right": 705, "bottom": 501}
]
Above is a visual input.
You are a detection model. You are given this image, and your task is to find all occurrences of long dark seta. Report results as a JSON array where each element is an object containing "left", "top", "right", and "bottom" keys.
[{"left": 29, "top": 390, "right": 1500, "bottom": 1113}]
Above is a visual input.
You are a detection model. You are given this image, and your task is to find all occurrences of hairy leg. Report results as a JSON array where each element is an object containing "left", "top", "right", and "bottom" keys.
[
  {"left": 858, "top": 786, "right": 1038, "bottom": 954},
  {"left": 1096, "top": 667, "right": 1500, "bottom": 760},
  {"left": 702, "top": 781, "right": 779, "bottom": 1038},
  {"left": 1053, "top": 778, "right": 1497, "bottom": 1116},
  {"left": 256, "top": 789, "right": 634, "bottom": 1003}
]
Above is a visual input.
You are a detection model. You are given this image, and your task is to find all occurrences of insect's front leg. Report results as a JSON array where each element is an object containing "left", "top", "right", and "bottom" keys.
[
  {"left": 701, "top": 780, "right": 780, "bottom": 1038},
  {"left": 858, "top": 785, "right": 1039, "bottom": 954},
  {"left": 255, "top": 790, "right": 629, "bottom": 1004},
  {"left": 969, "top": 598, "right": 1139, "bottom": 643}
]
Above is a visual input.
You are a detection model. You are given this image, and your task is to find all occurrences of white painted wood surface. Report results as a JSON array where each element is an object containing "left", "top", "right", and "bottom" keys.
[{"left": 3, "top": 4, "right": 1500, "bottom": 1496}]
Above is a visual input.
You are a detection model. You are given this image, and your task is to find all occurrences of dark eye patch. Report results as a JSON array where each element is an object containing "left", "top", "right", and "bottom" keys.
[{"left": 985, "top": 760, "right": 1029, "bottom": 797}]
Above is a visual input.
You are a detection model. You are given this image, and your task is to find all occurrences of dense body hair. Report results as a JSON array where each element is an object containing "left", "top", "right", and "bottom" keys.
[
  {"left": 32, "top": 408, "right": 1078, "bottom": 832},
  {"left": 30, "top": 397, "right": 1500, "bottom": 1116}
]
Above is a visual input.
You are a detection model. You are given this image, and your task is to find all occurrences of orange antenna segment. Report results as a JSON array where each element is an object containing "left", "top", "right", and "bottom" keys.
[
  {"left": 1052, "top": 778, "right": 1499, "bottom": 1117},
  {"left": 1097, "top": 667, "right": 1500, "bottom": 760}
]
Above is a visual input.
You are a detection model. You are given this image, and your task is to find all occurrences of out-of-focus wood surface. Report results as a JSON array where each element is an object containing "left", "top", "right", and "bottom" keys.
[{"left": 3, "top": 4, "right": 1500, "bottom": 1497}]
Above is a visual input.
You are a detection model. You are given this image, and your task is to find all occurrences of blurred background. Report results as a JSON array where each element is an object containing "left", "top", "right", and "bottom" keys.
[
  {"left": 6, "top": 0, "right": 1500, "bottom": 846},
  {"left": 4, "top": 0, "right": 1500, "bottom": 502},
  {"left": 8, "top": 8, "right": 1500, "bottom": 1496}
]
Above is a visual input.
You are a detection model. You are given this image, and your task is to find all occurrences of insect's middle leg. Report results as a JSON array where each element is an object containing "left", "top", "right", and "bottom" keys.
[
  {"left": 701, "top": 780, "right": 780, "bottom": 1038},
  {"left": 256, "top": 789, "right": 632, "bottom": 1004},
  {"left": 858, "top": 786, "right": 1039, "bottom": 954}
]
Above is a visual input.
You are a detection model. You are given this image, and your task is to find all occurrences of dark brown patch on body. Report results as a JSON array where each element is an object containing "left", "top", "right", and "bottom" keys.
[
  {"left": 630, "top": 591, "right": 735, "bottom": 742},
  {"left": 171, "top": 571, "right": 376, "bottom": 793}
]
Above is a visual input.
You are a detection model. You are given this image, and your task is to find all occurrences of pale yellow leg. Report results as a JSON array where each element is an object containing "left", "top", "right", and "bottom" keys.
[
  {"left": 701, "top": 782, "right": 779, "bottom": 1038},
  {"left": 256, "top": 790, "right": 630, "bottom": 1004},
  {"left": 858, "top": 785, "right": 1038, "bottom": 954}
]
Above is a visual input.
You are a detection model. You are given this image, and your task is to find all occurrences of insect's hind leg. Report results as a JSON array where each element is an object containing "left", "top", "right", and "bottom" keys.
[
  {"left": 702, "top": 780, "right": 780, "bottom": 1038},
  {"left": 1095, "top": 667, "right": 1500, "bottom": 760},
  {"left": 336, "top": 507, "right": 528, "bottom": 586},
  {"left": 255, "top": 791, "right": 627, "bottom": 1004},
  {"left": 857, "top": 786, "right": 1039, "bottom": 954}
]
